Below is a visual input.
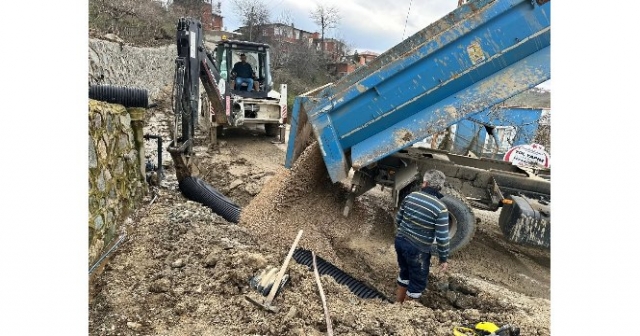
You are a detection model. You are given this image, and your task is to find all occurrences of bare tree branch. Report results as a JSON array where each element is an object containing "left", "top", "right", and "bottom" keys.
[
  {"left": 310, "top": 5, "right": 341, "bottom": 51},
  {"left": 231, "top": 0, "right": 271, "bottom": 41}
]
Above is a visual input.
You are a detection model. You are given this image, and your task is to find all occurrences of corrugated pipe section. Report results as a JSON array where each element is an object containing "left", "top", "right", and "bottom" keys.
[{"left": 293, "top": 248, "right": 392, "bottom": 302}]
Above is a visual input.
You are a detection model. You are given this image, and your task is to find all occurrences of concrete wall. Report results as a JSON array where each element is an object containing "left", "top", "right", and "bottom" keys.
[
  {"left": 88, "top": 99, "right": 145, "bottom": 267},
  {"left": 88, "top": 38, "right": 174, "bottom": 100}
]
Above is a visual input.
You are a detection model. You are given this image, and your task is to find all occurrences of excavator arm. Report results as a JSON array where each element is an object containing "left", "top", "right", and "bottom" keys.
[{"left": 169, "top": 17, "right": 226, "bottom": 180}]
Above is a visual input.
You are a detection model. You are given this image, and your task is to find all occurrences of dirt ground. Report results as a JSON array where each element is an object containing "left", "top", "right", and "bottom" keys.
[{"left": 89, "top": 103, "right": 550, "bottom": 336}]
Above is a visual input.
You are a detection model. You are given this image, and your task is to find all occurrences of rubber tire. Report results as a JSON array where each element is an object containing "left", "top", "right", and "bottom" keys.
[
  {"left": 178, "top": 176, "right": 241, "bottom": 223},
  {"left": 438, "top": 186, "right": 476, "bottom": 254},
  {"left": 264, "top": 124, "right": 279, "bottom": 137},
  {"left": 89, "top": 85, "right": 148, "bottom": 108},
  {"left": 397, "top": 182, "right": 476, "bottom": 255}
]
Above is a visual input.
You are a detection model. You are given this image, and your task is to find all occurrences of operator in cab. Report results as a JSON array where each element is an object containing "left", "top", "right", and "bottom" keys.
[{"left": 230, "top": 53, "right": 260, "bottom": 92}]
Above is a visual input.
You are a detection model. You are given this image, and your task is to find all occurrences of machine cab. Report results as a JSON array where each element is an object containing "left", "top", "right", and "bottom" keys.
[{"left": 215, "top": 40, "right": 273, "bottom": 96}]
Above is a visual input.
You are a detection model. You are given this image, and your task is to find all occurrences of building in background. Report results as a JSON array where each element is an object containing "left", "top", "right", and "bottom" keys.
[
  {"left": 328, "top": 50, "right": 380, "bottom": 78},
  {"left": 200, "top": 1, "right": 241, "bottom": 42}
]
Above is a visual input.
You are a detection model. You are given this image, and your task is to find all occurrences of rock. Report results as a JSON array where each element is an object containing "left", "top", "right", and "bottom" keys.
[
  {"left": 284, "top": 306, "right": 297, "bottom": 321},
  {"left": 103, "top": 169, "right": 112, "bottom": 182},
  {"left": 118, "top": 133, "right": 130, "bottom": 151},
  {"left": 171, "top": 259, "right": 185, "bottom": 268},
  {"left": 243, "top": 253, "right": 267, "bottom": 269},
  {"left": 436, "top": 280, "right": 449, "bottom": 292},
  {"left": 94, "top": 215, "right": 104, "bottom": 230},
  {"left": 449, "top": 278, "right": 479, "bottom": 296},
  {"left": 445, "top": 291, "right": 458, "bottom": 305},
  {"left": 205, "top": 252, "right": 218, "bottom": 267},
  {"left": 149, "top": 278, "right": 171, "bottom": 293},
  {"left": 216, "top": 238, "right": 235, "bottom": 249},
  {"left": 454, "top": 295, "right": 475, "bottom": 309},
  {"left": 126, "top": 322, "right": 142, "bottom": 331},
  {"left": 290, "top": 328, "right": 306, "bottom": 336},
  {"left": 89, "top": 137, "right": 98, "bottom": 168},
  {"left": 104, "top": 33, "right": 124, "bottom": 43},
  {"left": 229, "top": 179, "right": 244, "bottom": 190},
  {"left": 96, "top": 171, "right": 106, "bottom": 192},
  {"left": 244, "top": 182, "right": 262, "bottom": 196},
  {"left": 463, "top": 308, "right": 481, "bottom": 321},
  {"left": 97, "top": 139, "right": 108, "bottom": 160}
]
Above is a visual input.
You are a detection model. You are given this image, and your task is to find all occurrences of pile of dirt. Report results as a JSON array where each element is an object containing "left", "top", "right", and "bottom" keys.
[
  {"left": 90, "top": 179, "right": 549, "bottom": 335},
  {"left": 239, "top": 142, "right": 356, "bottom": 263}
]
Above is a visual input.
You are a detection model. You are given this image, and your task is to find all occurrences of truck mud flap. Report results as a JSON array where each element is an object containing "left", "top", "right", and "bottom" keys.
[{"left": 498, "top": 196, "right": 550, "bottom": 249}]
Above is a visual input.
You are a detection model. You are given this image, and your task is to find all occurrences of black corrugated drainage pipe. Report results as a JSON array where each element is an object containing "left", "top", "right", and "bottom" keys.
[
  {"left": 89, "top": 85, "right": 149, "bottom": 108},
  {"left": 178, "top": 176, "right": 241, "bottom": 223},
  {"left": 293, "top": 248, "right": 392, "bottom": 302}
]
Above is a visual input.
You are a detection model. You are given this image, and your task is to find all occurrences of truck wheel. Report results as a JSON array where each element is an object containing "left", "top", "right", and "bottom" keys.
[
  {"left": 397, "top": 183, "right": 476, "bottom": 255},
  {"left": 264, "top": 124, "right": 279, "bottom": 137},
  {"left": 438, "top": 186, "right": 476, "bottom": 255}
]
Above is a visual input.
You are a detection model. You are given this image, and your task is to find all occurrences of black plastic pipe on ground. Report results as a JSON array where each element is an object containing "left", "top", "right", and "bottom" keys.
[
  {"left": 178, "top": 176, "right": 241, "bottom": 223},
  {"left": 292, "top": 248, "right": 392, "bottom": 303}
]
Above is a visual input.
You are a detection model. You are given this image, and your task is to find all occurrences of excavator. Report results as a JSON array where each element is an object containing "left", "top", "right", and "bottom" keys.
[{"left": 167, "top": 17, "right": 287, "bottom": 180}]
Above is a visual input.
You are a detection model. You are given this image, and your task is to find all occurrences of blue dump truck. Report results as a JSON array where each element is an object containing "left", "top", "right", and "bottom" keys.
[{"left": 285, "top": 0, "right": 551, "bottom": 254}]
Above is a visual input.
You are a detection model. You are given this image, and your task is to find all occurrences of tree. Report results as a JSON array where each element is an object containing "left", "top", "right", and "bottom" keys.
[
  {"left": 276, "top": 9, "right": 294, "bottom": 26},
  {"left": 89, "top": 0, "right": 175, "bottom": 45},
  {"left": 352, "top": 50, "right": 360, "bottom": 63},
  {"left": 232, "top": 0, "right": 271, "bottom": 42},
  {"left": 309, "top": 5, "right": 340, "bottom": 52},
  {"left": 172, "top": 0, "right": 206, "bottom": 16}
]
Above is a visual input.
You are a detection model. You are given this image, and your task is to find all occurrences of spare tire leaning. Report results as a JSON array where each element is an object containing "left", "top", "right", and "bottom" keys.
[
  {"left": 397, "top": 183, "right": 476, "bottom": 255},
  {"left": 178, "top": 176, "right": 241, "bottom": 223}
]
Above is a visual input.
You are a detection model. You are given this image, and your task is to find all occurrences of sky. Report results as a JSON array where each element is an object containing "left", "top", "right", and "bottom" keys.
[{"left": 216, "top": 0, "right": 551, "bottom": 90}]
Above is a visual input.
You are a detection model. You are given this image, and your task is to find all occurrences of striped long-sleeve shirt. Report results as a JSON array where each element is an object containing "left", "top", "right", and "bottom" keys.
[{"left": 395, "top": 187, "right": 450, "bottom": 262}]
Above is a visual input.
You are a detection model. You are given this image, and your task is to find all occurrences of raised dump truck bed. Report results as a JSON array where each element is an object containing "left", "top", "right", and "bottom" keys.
[
  {"left": 286, "top": 0, "right": 550, "bottom": 183},
  {"left": 285, "top": 0, "right": 551, "bottom": 253}
]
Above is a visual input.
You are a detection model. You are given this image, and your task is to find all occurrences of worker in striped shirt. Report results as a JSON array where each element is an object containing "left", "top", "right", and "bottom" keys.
[{"left": 394, "top": 169, "right": 450, "bottom": 303}]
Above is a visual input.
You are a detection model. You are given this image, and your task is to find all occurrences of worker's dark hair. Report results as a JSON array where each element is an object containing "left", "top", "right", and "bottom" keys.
[{"left": 240, "top": 53, "right": 246, "bottom": 56}]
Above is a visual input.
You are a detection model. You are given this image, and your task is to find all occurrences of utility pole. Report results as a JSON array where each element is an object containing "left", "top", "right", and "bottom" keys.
[{"left": 249, "top": 6, "right": 254, "bottom": 40}]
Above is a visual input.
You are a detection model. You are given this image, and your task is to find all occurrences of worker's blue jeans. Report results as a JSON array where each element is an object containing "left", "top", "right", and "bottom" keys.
[
  {"left": 395, "top": 235, "right": 431, "bottom": 299},
  {"left": 235, "top": 77, "right": 254, "bottom": 92}
]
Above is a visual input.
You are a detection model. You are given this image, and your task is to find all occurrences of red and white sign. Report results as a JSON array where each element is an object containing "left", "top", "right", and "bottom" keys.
[{"left": 503, "top": 143, "right": 550, "bottom": 168}]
